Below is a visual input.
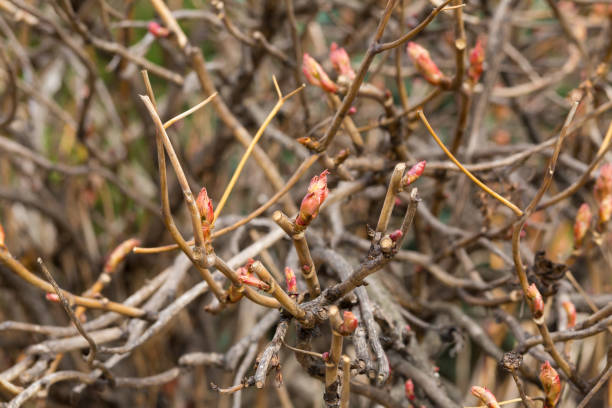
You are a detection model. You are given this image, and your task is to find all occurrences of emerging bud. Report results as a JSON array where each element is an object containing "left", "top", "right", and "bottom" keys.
[
  {"left": 470, "top": 386, "right": 501, "bottom": 408},
  {"left": 148, "top": 21, "right": 170, "bottom": 38},
  {"left": 599, "top": 195, "right": 612, "bottom": 225},
  {"left": 338, "top": 310, "right": 358, "bottom": 335},
  {"left": 389, "top": 230, "right": 403, "bottom": 242},
  {"left": 302, "top": 53, "right": 338, "bottom": 93},
  {"left": 329, "top": 43, "right": 356, "bottom": 80},
  {"left": 296, "top": 170, "right": 330, "bottom": 227},
  {"left": 0, "top": 223, "right": 5, "bottom": 249},
  {"left": 595, "top": 164, "right": 612, "bottom": 224},
  {"left": 196, "top": 188, "right": 214, "bottom": 224},
  {"left": 196, "top": 187, "right": 215, "bottom": 241},
  {"left": 562, "top": 300, "right": 576, "bottom": 328},
  {"left": 322, "top": 351, "right": 330, "bottom": 362},
  {"left": 526, "top": 283, "right": 544, "bottom": 319},
  {"left": 284, "top": 267, "right": 297, "bottom": 294},
  {"left": 402, "top": 161, "right": 426, "bottom": 187},
  {"left": 239, "top": 274, "right": 270, "bottom": 292},
  {"left": 540, "top": 361, "right": 561, "bottom": 408},
  {"left": 573, "top": 203, "right": 592, "bottom": 247},
  {"left": 467, "top": 39, "right": 485, "bottom": 83},
  {"left": 103, "top": 238, "right": 141, "bottom": 274},
  {"left": 45, "top": 293, "right": 60, "bottom": 303},
  {"left": 406, "top": 42, "right": 445, "bottom": 86},
  {"left": 405, "top": 379, "right": 415, "bottom": 401}
]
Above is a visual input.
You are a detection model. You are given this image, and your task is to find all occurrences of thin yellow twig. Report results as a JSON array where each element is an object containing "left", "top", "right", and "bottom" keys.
[
  {"left": 163, "top": 92, "right": 218, "bottom": 129},
  {"left": 418, "top": 110, "right": 524, "bottom": 217},
  {"left": 212, "top": 76, "right": 305, "bottom": 222}
]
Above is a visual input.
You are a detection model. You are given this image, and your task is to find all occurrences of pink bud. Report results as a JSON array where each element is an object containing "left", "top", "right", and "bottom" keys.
[
  {"left": 296, "top": 170, "right": 330, "bottom": 227},
  {"left": 599, "top": 195, "right": 612, "bottom": 224},
  {"left": 405, "top": 379, "right": 415, "bottom": 400},
  {"left": 540, "top": 361, "right": 561, "bottom": 408},
  {"left": 406, "top": 43, "right": 445, "bottom": 86},
  {"left": 594, "top": 164, "right": 612, "bottom": 223},
  {"left": 0, "top": 223, "right": 5, "bottom": 249},
  {"left": 302, "top": 53, "right": 338, "bottom": 93},
  {"left": 402, "top": 161, "right": 426, "bottom": 187},
  {"left": 196, "top": 188, "right": 214, "bottom": 225},
  {"left": 470, "top": 386, "right": 501, "bottom": 408},
  {"left": 45, "top": 293, "right": 60, "bottom": 302},
  {"left": 389, "top": 230, "right": 403, "bottom": 242},
  {"left": 329, "top": 43, "right": 356, "bottom": 80},
  {"left": 148, "top": 21, "right": 170, "bottom": 38},
  {"left": 562, "top": 301, "right": 576, "bottom": 328},
  {"left": 322, "top": 351, "right": 330, "bottom": 361},
  {"left": 348, "top": 106, "right": 357, "bottom": 115},
  {"left": 468, "top": 39, "right": 485, "bottom": 83},
  {"left": 339, "top": 310, "right": 358, "bottom": 335},
  {"left": 573, "top": 203, "right": 592, "bottom": 247},
  {"left": 239, "top": 274, "right": 270, "bottom": 291},
  {"left": 103, "top": 238, "right": 141, "bottom": 274},
  {"left": 526, "top": 283, "right": 544, "bottom": 319},
  {"left": 284, "top": 267, "right": 297, "bottom": 294}
]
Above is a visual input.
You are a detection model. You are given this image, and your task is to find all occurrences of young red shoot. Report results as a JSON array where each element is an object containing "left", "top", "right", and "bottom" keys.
[
  {"left": 296, "top": 170, "right": 330, "bottom": 227},
  {"left": 526, "top": 283, "right": 544, "bottom": 319},
  {"left": 402, "top": 161, "right": 426, "bottom": 187},
  {"left": 468, "top": 39, "right": 485, "bottom": 84},
  {"left": 406, "top": 43, "right": 446, "bottom": 86},
  {"left": 148, "top": 21, "right": 170, "bottom": 38},
  {"left": 573, "top": 203, "right": 592, "bottom": 247},
  {"left": 540, "top": 361, "right": 561, "bottom": 408},
  {"left": 302, "top": 54, "right": 338, "bottom": 93},
  {"left": 329, "top": 43, "right": 355, "bottom": 80},
  {"left": 405, "top": 378, "right": 415, "bottom": 401},
  {"left": 470, "top": 386, "right": 500, "bottom": 408}
]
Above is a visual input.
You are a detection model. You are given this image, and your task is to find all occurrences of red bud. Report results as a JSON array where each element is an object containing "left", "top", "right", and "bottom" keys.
[
  {"left": 330, "top": 43, "right": 355, "bottom": 80},
  {"left": 339, "top": 310, "right": 358, "bottom": 335},
  {"left": 595, "top": 164, "right": 612, "bottom": 224},
  {"left": 302, "top": 53, "right": 338, "bottom": 93},
  {"left": 407, "top": 43, "right": 446, "bottom": 85},
  {"left": 470, "top": 386, "right": 500, "bottom": 408},
  {"left": 296, "top": 170, "right": 330, "bottom": 227},
  {"left": 562, "top": 301, "right": 576, "bottom": 328},
  {"left": 284, "top": 267, "right": 297, "bottom": 294},
  {"left": 468, "top": 39, "right": 485, "bottom": 83},
  {"left": 148, "top": 21, "right": 170, "bottom": 38},
  {"left": 239, "top": 274, "right": 270, "bottom": 291},
  {"left": 405, "top": 379, "right": 415, "bottom": 400},
  {"left": 526, "top": 283, "right": 544, "bottom": 319},
  {"left": 540, "top": 361, "right": 561, "bottom": 408},
  {"left": 573, "top": 203, "right": 592, "bottom": 247},
  {"left": 402, "top": 161, "right": 426, "bottom": 187},
  {"left": 196, "top": 188, "right": 214, "bottom": 224},
  {"left": 389, "top": 230, "right": 403, "bottom": 242},
  {"left": 45, "top": 293, "right": 60, "bottom": 302}
]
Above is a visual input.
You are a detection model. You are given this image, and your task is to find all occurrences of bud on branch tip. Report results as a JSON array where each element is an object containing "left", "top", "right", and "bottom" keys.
[
  {"left": 573, "top": 203, "right": 591, "bottom": 247},
  {"left": 540, "top": 361, "right": 561, "bottom": 408},
  {"left": 405, "top": 379, "right": 415, "bottom": 401},
  {"left": 296, "top": 170, "right": 330, "bottom": 227},
  {"left": 526, "top": 283, "right": 544, "bottom": 319},
  {"left": 302, "top": 54, "right": 337, "bottom": 93},
  {"left": 402, "top": 161, "right": 426, "bottom": 187},
  {"left": 407, "top": 43, "right": 445, "bottom": 86},
  {"left": 329, "top": 43, "right": 356, "bottom": 80},
  {"left": 470, "top": 386, "right": 500, "bottom": 408},
  {"left": 468, "top": 39, "right": 485, "bottom": 83}
]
